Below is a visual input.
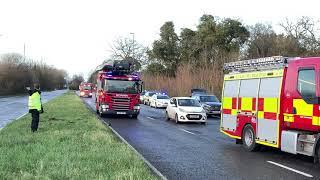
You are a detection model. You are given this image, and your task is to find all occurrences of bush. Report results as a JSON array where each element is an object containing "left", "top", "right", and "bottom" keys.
[{"left": 0, "top": 53, "right": 67, "bottom": 95}]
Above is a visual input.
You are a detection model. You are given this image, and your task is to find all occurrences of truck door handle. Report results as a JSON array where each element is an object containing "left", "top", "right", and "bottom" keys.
[{"left": 292, "top": 107, "right": 297, "bottom": 114}]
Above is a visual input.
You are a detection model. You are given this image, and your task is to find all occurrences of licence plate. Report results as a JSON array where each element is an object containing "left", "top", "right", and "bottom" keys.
[
  {"left": 189, "top": 115, "right": 199, "bottom": 118},
  {"left": 116, "top": 112, "right": 126, "bottom": 115},
  {"left": 211, "top": 111, "right": 220, "bottom": 113}
]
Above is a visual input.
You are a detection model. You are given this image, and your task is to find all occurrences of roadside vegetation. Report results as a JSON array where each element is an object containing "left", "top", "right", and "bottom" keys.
[
  {"left": 87, "top": 15, "right": 320, "bottom": 98},
  {"left": 0, "top": 92, "right": 156, "bottom": 179},
  {"left": 142, "top": 16, "right": 320, "bottom": 97},
  {"left": 0, "top": 53, "right": 67, "bottom": 95}
]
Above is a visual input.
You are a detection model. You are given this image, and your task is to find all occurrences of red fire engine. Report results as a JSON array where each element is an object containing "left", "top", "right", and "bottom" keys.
[
  {"left": 79, "top": 82, "right": 94, "bottom": 98},
  {"left": 221, "top": 56, "right": 320, "bottom": 162},
  {"left": 95, "top": 60, "right": 143, "bottom": 118}
]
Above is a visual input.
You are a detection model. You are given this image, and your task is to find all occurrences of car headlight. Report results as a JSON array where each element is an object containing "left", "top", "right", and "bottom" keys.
[
  {"left": 134, "top": 105, "right": 140, "bottom": 110},
  {"left": 101, "top": 104, "right": 109, "bottom": 109},
  {"left": 89, "top": 93, "right": 92, "bottom": 95}
]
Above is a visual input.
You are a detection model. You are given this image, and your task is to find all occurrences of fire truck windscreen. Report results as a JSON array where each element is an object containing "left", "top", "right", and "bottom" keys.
[
  {"left": 103, "top": 79, "right": 139, "bottom": 94},
  {"left": 83, "top": 86, "right": 92, "bottom": 90}
]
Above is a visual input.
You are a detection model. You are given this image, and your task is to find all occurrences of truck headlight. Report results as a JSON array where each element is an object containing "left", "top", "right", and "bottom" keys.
[
  {"left": 134, "top": 105, "right": 140, "bottom": 110},
  {"left": 101, "top": 104, "right": 109, "bottom": 109}
]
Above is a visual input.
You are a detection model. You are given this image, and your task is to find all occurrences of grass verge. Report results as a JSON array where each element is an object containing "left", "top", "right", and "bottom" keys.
[{"left": 0, "top": 92, "right": 157, "bottom": 179}]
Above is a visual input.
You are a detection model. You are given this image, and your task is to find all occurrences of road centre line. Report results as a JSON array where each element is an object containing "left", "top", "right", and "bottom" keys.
[
  {"left": 179, "top": 128, "right": 196, "bottom": 135},
  {"left": 267, "top": 161, "right": 313, "bottom": 178},
  {"left": 147, "top": 116, "right": 156, "bottom": 120}
]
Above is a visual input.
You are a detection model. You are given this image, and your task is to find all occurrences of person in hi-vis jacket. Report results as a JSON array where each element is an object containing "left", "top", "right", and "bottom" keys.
[{"left": 27, "top": 84, "right": 43, "bottom": 132}]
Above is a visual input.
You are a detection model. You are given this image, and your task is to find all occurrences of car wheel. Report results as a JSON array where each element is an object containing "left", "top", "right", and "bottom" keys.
[
  {"left": 242, "top": 124, "right": 260, "bottom": 151},
  {"left": 166, "top": 111, "right": 170, "bottom": 121},
  {"left": 175, "top": 114, "right": 179, "bottom": 124}
]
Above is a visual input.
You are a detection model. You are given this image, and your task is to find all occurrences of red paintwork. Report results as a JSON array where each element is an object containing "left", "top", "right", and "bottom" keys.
[
  {"left": 282, "top": 57, "right": 320, "bottom": 132},
  {"left": 95, "top": 70, "right": 141, "bottom": 113},
  {"left": 224, "top": 57, "right": 320, "bottom": 147},
  {"left": 79, "top": 82, "right": 94, "bottom": 97}
]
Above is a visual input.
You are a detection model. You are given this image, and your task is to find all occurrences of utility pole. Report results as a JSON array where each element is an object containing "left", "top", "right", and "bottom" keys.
[
  {"left": 130, "top": 32, "right": 135, "bottom": 59},
  {"left": 23, "top": 43, "right": 26, "bottom": 61}
]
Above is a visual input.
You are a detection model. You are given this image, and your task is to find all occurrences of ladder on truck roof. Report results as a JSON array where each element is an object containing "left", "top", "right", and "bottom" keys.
[{"left": 223, "top": 56, "right": 293, "bottom": 73}]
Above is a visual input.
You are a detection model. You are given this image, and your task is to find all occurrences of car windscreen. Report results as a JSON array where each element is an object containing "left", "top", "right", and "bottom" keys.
[
  {"left": 200, "top": 96, "right": 219, "bottom": 102},
  {"left": 104, "top": 80, "right": 139, "bottom": 94},
  {"left": 157, "top": 95, "right": 169, "bottom": 99},
  {"left": 178, "top": 99, "right": 201, "bottom": 107},
  {"left": 148, "top": 92, "right": 156, "bottom": 96},
  {"left": 83, "top": 86, "right": 92, "bottom": 90}
]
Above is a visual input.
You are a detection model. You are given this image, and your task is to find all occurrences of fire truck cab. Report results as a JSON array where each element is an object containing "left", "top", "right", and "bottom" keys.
[
  {"left": 95, "top": 60, "right": 143, "bottom": 118},
  {"left": 221, "top": 56, "right": 320, "bottom": 161},
  {"left": 79, "top": 82, "right": 94, "bottom": 98}
]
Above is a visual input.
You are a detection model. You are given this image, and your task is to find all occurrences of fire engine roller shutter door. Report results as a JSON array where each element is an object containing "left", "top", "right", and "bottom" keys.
[
  {"left": 222, "top": 80, "right": 239, "bottom": 132},
  {"left": 257, "top": 77, "right": 281, "bottom": 145}
]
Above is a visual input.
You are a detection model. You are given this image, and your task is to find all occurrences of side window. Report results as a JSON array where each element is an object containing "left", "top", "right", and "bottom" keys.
[
  {"left": 298, "top": 69, "right": 317, "bottom": 104},
  {"left": 239, "top": 79, "right": 259, "bottom": 97},
  {"left": 224, "top": 80, "right": 239, "bottom": 97},
  {"left": 259, "top": 77, "right": 281, "bottom": 97}
]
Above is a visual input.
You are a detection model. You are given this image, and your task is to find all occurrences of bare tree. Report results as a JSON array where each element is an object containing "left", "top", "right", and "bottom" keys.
[
  {"left": 280, "top": 17, "right": 320, "bottom": 54},
  {"left": 109, "top": 36, "right": 149, "bottom": 71}
]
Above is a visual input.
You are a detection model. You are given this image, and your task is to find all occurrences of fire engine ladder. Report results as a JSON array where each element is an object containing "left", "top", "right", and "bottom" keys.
[{"left": 223, "top": 56, "right": 293, "bottom": 73}]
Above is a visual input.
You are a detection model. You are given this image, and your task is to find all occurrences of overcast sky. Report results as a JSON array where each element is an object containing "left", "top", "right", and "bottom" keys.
[{"left": 0, "top": 0, "right": 319, "bottom": 79}]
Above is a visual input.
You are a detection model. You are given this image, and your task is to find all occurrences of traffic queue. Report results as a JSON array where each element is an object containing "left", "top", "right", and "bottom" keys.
[{"left": 140, "top": 89, "right": 221, "bottom": 125}]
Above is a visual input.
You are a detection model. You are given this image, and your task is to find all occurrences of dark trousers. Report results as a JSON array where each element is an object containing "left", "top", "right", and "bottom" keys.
[{"left": 30, "top": 110, "right": 40, "bottom": 132}]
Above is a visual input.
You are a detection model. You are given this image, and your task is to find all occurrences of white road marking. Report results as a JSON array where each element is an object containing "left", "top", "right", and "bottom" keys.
[
  {"left": 16, "top": 112, "right": 28, "bottom": 120},
  {"left": 267, "top": 161, "right": 313, "bottom": 178},
  {"left": 179, "top": 128, "right": 196, "bottom": 135},
  {"left": 147, "top": 116, "right": 156, "bottom": 120}
]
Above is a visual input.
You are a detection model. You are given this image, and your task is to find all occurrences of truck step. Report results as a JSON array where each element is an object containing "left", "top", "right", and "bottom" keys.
[
  {"left": 298, "top": 138, "right": 315, "bottom": 144},
  {"left": 296, "top": 150, "right": 313, "bottom": 156}
]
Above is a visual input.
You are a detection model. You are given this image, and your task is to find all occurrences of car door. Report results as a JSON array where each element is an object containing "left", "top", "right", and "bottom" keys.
[{"left": 167, "top": 98, "right": 176, "bottom": 118}]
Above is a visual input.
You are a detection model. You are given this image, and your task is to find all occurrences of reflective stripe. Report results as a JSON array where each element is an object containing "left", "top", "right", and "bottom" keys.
[
  {"left": 224, "top": 69, "right": 284, "bottom": 80},
  {"left": 223, "top": 97, "right": 232, "bottom": 109},
  {"left": 264, "top": 98, "right": 278, "bottom": 113},
  {"left": 241, "top": 97, "right": 252, "bottom": 111},
  {"left": 293, "top": 99, "right": 313, "bottom": 117}
]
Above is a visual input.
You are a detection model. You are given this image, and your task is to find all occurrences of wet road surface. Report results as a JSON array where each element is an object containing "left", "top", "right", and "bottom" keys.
[
  {"left": 82, "top": 96, "right": 319, "bottom": 180},
  {"left": 0, "top": 90, "right": 67, "bottom": 128}
]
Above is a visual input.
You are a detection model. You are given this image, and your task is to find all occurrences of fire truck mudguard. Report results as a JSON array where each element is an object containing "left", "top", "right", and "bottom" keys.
[{"left": 221, "top": 56, "right": 320, "bottom": 161}]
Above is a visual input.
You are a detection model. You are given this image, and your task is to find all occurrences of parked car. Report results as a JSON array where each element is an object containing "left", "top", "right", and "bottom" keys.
[
  {"left": 143, "top": 91, "right": 157, "bottom": 105},
  {"left": 192, "top": 94, "right": 221, "bottom": 116},
  {"left": 190, "top": 88, "right": 207, "bottom": 97},
  {"left": 140, "top": 91, "right": 146, "bottom": 104},
  {"left": 166, "top": 97, "right": 207, "bottom": 125},
  {"left": 149, "top": 94, "right": 170, "bottom": 108}
]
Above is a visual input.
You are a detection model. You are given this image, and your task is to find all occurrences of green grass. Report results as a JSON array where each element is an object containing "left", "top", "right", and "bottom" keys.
[{"left": 0, "top": 92, "right": 157, "bottom": 180}]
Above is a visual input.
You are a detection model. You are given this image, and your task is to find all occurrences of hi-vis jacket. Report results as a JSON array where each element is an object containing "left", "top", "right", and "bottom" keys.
[{"left": 28, "top": 90, "right": 42, "bottom": 111}]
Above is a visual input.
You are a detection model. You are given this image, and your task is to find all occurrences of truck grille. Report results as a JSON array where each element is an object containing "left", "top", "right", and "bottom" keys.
[
  {"left": 186, "top": 114, "right": 203, "bottom": 120},
  {"left": 112, "top": 97, "right": 130, "bottom": 111},
  {"left": 211, "top": 105, "right": 221, "bottom": 111}
]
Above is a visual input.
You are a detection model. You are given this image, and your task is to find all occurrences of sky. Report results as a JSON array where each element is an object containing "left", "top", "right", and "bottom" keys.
[{"left": 0, "top": 0, "right": 320, "bottom": 79}]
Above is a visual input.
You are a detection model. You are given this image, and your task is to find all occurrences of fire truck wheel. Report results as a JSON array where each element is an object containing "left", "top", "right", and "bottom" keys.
[
  {"left": 131, "top": 115, "right": 138, "bottom": 119},
  {"left": 175, "top": 114, "right": 179, "bottom": 124},
  {"left": 242, "top": 124, "right": 260, "bottom": 152}
]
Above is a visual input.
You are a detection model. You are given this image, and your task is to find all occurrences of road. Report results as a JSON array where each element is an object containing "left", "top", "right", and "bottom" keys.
[
  {"left": 0, "top": 90, "right": 67, "bottom": 129},
  {"left": 82, "top": 96, "right": 320, "bottom": 180}
]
